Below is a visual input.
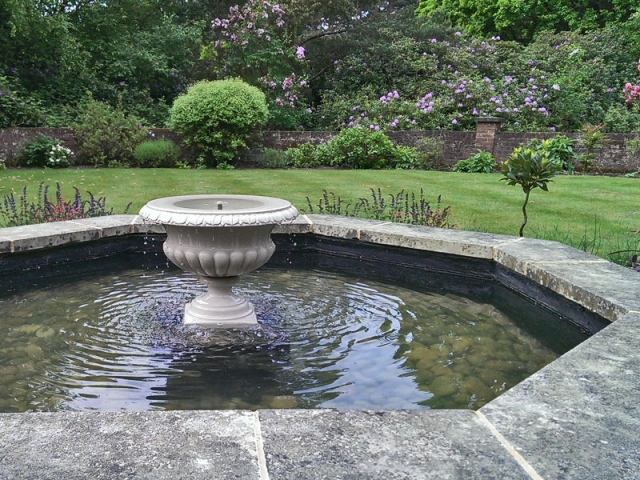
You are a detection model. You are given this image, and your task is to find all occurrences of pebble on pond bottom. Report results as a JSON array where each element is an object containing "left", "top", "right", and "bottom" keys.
[{"left": 0, "top": 260, "right": 572, "bottom": 412}]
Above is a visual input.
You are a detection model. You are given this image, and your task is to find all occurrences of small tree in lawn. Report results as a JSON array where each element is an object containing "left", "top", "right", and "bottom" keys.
[{"left": 500, "top": 147, "right": 561, "bottom": 237}]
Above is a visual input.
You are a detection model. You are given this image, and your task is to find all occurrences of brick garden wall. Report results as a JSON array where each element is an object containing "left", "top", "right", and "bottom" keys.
[{"left": 2, "top": 125, "right": 639, "bottom": 173}]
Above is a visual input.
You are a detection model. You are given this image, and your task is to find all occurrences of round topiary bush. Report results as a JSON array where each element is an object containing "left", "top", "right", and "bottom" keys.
[{"left": 168, "top": 79, "right": 268, "bottom": 167}]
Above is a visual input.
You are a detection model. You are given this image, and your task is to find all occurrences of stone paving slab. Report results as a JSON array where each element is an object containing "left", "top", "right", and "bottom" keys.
[
  {"left": 494, "top": 237, "right": 610, "bottom": 275},
  {"left": 0, "top": 411, "right": 261, "bottom": 480},
  {"left": 66, "top": 214, "right": 140, "bottom": 238},
  {"left": 272, "top": 214, "right": 313, "bottom": 234},
  {"left": 0, "top": 221, "right": 102, "bottom": 252},
  {"left": 259, "top": 409, "right": 531, "bottom": 480},
  {"left": 353, "top": 221, "right": 520, "bottom": 259},
  {"left": 480, "top": 312, "right": 640, "bottom": 480},
  {"left": 305, "top": 214, "right": 391, "bottom": 240},
  {"left": 522, "top": 261, "right": 640, "bottom": 320}
]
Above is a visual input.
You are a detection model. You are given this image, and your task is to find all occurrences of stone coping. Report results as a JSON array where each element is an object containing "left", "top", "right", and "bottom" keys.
[{"left": 0, "top": 214, "right": 638, "bottom": 479}]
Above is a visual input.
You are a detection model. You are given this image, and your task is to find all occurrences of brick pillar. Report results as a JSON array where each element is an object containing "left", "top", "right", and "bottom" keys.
[{"left": 475, "top": 117, "right": 502, "bottom": 154}]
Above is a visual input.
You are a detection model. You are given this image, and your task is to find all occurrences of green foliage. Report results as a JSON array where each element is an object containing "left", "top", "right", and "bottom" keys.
[
  {"left": 17, "top": 135, "right": 73, "bottom": 169},
  {"left": 305, "top": 188, "right": 455, "bottom": 229},
  {"left": 72, "top": 99, "right": 148, "bottom": 167},
  {"left": 414, "top": 136, "right": 445, "bottom": 169},
  {"left": 500, "top": 147, "right": 561, "bottom": 236},
  {"left": 168, "top": 79, "right": 268, "bottom": 167},
  {"left": 625, "top": 137, "right": 640, "bottom": 161},
  {"left": 204, "top": 0, "right": 310, "bottom": 129},
  {"left": 578, "top": 125, "right": 610, "bottom": 173},
  {"left": 416, "top": 0, "right": 640, "bottom": 42},
  {"left": 323, "top": 128, "right": 398, "bottom": 169},
  {"left": 285, "top": 143, "right": 321, "bottom": 168},
  {"left": 603, "top": 104, "right": 640, "bottom": 133},
  {"left": 0, "top": 76, "right": 45, "bottom": 127},
  {"left": 452, "top": 150, "right": 496, "bottom": 173},
  {"left": 391, "top": 146, "right": 422, "bottom": 170},
  {"left": 0, "top": 182, "right": 130, "bottom": 227},
  {"left": 526, "top": 135, "right": 577, "bottom": 173},
  {"left": 132, "top": 139, "right": 181, "bottom": 168},
  {"left": 215, "top": 161, "right": 235, "bottom": 170},
  {"left": 255, "top": 148, "right": 289, "bottom": 168},
  {"left": 278, "top": 129, "right": 422, "bottom": 170}
]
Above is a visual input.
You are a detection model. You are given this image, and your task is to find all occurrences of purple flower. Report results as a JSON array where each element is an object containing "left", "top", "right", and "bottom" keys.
[
  {"left": 452, "top": 119, "right": 458, "bottom": 124},
  {"left": 296, "top": 46, "right": 305, "bottom": 59}
]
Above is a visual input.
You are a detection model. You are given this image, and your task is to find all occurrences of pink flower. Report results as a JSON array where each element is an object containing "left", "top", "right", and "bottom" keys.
[{"left": 296, "top": 46, "right": 305, "bottom": 59}]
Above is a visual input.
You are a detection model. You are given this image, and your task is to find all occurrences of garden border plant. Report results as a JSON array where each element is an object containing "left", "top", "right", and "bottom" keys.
[{"left": 0, "top": 183, "right": 131, "bottom": 227}]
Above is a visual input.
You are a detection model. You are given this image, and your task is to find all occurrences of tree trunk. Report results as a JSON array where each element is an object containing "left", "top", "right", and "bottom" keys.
[{"left": 519, "top": 189, "right": 530, "bottom": 237}]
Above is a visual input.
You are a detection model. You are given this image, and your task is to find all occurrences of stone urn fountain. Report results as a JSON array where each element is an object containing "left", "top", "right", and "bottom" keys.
[{"left": 139, "top": 194, "right": 298, "bottom": 328}]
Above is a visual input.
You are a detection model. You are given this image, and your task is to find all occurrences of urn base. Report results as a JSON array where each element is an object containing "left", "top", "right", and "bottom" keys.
[{"left": 184, "top": 277, "right": 257, "bottom": 328}]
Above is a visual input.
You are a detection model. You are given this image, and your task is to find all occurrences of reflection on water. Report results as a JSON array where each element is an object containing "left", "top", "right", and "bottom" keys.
[{"left": 0, "top": 256, "right": 570, "bottom": 412}]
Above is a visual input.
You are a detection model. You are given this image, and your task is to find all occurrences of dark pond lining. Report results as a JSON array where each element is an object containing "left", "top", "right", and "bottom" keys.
[{"left": 0, "top": 232, "right": 606, "bottom": 356}]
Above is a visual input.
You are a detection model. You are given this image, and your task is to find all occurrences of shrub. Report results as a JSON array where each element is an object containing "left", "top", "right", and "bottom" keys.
[
  {"left": 500, "top": 147, "right": 561, "bottom": 237},
  {"left": 0, "top": 76, "right": 45, "bottom": 128},
  {"left": 390, "top": 145, "right": 421, "bottom": 169},
  {"left": 168, "top": 79, "right": 268, "bottom": 167},
  {"left": 132, "top": 139, "right": 181, "bottom": 168},
  {"left": 72, "top": 99, "right": 147, "bottom": 167},
  {"left": 526, "top": 136, "right": 577, "bottom": 173},
  {"left": 323, "top": 128, "right": 397, "bottom": 169},
  {"left": 414, "top": 136, "right": 445, "bottom": 169},
  {"left": 256, "top": 148, "right": 289, "bottom": 168},
  {"left": 0, "top": 183, "right": 130, "bottom": 227},
  {"left": 603, "top": 105, "right": 640, "bottom": 133},
  {"left": 17, "top": 135, "right": 73, "bottom": 169},
  {"left": 625, "top": 137, "right": 640, "bottom": 161},
  {"left": 577, "top": 124, "right": 609, "bottom": 173},
  {"left": 452, "top": 151, "right": 496, "bottom": 173},
  {"left": 285, "top": 143, "right": 320, "bottom": 168}
]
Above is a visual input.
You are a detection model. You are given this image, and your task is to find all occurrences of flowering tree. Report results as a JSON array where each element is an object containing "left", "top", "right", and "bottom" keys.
[
  {"left": 205, "top": 0, "right": 309, "bottom": 128},
  {"left": 623, "top": 59, "right": 640, "bottom": 104}
]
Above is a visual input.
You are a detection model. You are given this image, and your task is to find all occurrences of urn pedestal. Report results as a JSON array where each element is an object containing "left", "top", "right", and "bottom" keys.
[{"left": 139, "top": 195, "right": 298, "bottom": 327}]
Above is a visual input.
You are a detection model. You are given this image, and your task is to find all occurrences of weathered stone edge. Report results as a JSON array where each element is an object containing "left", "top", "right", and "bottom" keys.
[{"left": 0, "top": 214, "right": 637, "bottom": 321}]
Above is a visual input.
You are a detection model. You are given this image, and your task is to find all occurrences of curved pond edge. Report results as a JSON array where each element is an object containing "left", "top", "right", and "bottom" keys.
[{"left": 0, "top": 214, "right": 638, "bottom": 479}]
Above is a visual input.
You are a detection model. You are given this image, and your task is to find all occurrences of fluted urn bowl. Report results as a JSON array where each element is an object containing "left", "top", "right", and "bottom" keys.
[{"left": 139, "top": 195, "right": 298, "bottom": 327}]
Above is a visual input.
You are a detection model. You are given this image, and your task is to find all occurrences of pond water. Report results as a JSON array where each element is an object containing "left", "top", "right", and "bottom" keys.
[{"left": 0, "top": 252, "right": 580, "bottom": 412}]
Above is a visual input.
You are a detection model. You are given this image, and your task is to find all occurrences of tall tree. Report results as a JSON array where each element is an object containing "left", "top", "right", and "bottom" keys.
[{"left": 415, "top": 0, "right": 640, "bottom": 42}]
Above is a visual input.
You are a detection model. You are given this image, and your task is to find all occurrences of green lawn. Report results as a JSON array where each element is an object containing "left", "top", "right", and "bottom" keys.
[{"left": 1, "top": 168, "right": 638, "bottom": 262}]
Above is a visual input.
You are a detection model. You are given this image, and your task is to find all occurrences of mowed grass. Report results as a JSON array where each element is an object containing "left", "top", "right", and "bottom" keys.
[{"left": 1, "top": 168, "right": 638, "bottom": 261}]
